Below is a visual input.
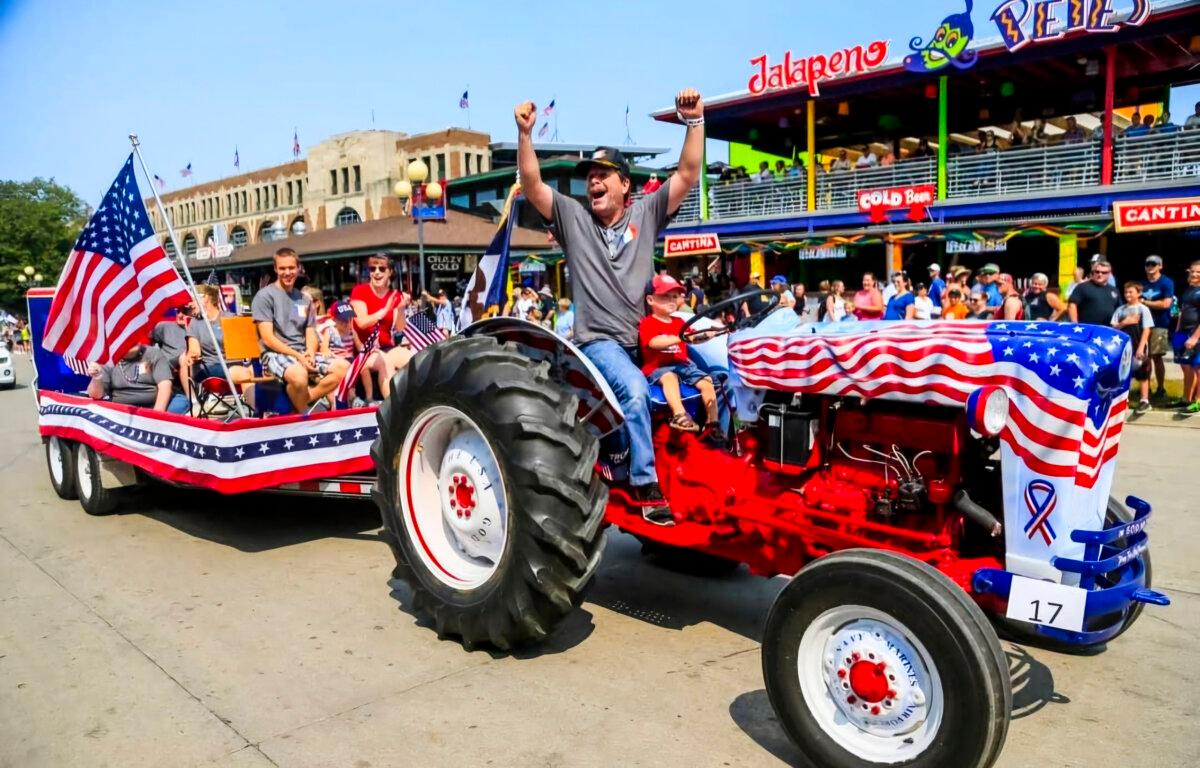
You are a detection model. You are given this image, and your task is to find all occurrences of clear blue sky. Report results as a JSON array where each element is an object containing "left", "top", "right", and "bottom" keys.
[{"left": 1, "top": 0, "right": 1196, "bottom": 206}]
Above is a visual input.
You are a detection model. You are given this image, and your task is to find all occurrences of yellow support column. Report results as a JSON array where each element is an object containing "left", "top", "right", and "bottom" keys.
[
  {"left": 888, "top": 241, "right": 903, "bottom": 275},
  {"left": 1057, "top": 233, "right": 1078, "bottom": 290},
  {"left": 806, "top": 100, "right": 816, "bottom": 211},
  {"left": 751, "top": 250, "right": 766, "bottom": 282}
]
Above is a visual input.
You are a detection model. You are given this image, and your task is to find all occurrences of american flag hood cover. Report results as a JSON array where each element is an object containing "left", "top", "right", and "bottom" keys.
[{"left": 728, "top": 320, "right": 1131, "bottom": 582}]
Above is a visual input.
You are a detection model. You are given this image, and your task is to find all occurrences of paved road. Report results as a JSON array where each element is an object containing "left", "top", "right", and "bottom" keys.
[{"left": 2, "top": 353, "right": 1197, "bottom": 768}]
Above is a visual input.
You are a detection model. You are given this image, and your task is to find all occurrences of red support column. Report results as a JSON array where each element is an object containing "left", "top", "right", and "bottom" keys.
[{"left": 1102, "top": 46, "right": 1116, "bottom": 186}]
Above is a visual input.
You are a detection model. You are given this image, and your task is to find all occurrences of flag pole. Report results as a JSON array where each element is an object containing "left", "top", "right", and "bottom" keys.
[{"left": 128, "top": 134, "right": 248, "bottom": 418}]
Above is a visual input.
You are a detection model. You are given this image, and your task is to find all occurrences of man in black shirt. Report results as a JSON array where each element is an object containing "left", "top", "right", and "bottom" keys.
[{"left": 1069, "top": 259, "right": 1121, "bottom": 326}]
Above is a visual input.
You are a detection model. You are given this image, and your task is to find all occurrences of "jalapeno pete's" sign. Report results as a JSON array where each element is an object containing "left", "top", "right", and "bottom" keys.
[{"left": 748, "top": 40, "right": 889, "bottom": 97}]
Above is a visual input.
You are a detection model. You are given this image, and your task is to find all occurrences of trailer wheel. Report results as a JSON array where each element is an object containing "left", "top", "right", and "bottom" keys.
[
  {"left": 763, "top": 549, "right": 1010, "bottom": 768},
  {"left": 995, "top": 495, "right": 1150, "bottom": 651},
  {"left": 75, "top": 443, "right": 119, "bottom": 516},
  {"left": 46, "top": 436, "right": 78, "bottom": 500},
  {"left": 372, "top": 336, "right": 608, "bottom": 650}
]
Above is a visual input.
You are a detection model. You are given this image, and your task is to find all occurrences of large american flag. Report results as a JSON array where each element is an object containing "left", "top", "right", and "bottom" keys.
[
  {"left": 403, "top": 309, "right": 448, "bottom": 351},
  {"left": 728, "top": 320, "right": 1129, "bottom": 490},
  {"left": 42, "top": 155, "right": 191, "bottom": 366}
]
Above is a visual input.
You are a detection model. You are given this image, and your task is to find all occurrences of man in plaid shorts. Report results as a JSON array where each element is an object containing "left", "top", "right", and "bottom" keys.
[{"left": 252, "top": 248, "right": 349, "bottom": 412}]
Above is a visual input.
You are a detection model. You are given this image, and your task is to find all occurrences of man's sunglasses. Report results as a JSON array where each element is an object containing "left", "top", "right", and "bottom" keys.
[{"left": 368, "top": 265, "right": 390, "bottom": 273}]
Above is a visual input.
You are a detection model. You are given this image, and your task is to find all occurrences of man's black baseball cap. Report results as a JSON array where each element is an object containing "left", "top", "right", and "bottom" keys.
[{"left": 575, "top": 147, "right": 631, "bottom": 178}]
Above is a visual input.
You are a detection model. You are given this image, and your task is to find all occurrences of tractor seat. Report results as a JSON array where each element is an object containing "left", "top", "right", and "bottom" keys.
[{"left": 648, "top": 381, "right": 704, "bottom": 421}]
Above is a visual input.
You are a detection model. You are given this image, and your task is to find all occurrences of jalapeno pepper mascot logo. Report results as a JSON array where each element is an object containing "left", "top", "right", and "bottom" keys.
[{"left": 903, "top": 0, "right": 979, "bottom": 73}]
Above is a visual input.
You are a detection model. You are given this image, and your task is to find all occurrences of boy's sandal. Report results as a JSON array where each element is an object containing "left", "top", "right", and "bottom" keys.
[{"left": 669, "top": 413, "right": 700, "bottom": 432}]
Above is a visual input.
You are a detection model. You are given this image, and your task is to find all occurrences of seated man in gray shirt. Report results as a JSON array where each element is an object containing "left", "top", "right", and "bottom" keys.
[
  {"left": 513, "top": 89, "right": 706, "bottom": 525},
  {"left": 251, "top": 248, "right": 349, "bottom": 412},
  {"left": 86, "top": 340, "right": 189, "bottom": 413}
]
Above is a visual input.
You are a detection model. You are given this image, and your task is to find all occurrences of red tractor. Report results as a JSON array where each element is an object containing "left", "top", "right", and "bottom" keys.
[{"left": 371, "top": 294, "right": 1166, "bottom": 768}]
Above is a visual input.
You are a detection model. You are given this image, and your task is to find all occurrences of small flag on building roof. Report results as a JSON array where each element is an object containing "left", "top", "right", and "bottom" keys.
[
  {"left": 293, "top": 129, "right": 301, "bottom": 158},
  {"left": 153, "top": 174, "right": 166, "bottom": 190},
  {"left": 234, "top": 147, "right": 240, "bottom": 168},
  {"left": 543, "top": 99, "right": 556, "bottom": 116},
  {"left": 459, "top": 90, "right": 469, "bottom": 109},
  {"left": 180, "top": 162, "right": 192, "bottom": 178},
  {"left": 538, "top": 122, "right": 549, "bottom": 138}
]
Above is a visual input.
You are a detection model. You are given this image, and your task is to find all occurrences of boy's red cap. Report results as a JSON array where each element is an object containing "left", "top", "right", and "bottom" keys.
[{"left": 651, "top": 274, "right": 684, "bottom": 296}]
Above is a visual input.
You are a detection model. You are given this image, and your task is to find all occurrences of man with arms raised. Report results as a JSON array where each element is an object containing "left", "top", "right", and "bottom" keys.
[
  {"left": 514, "top": 90, "right": 705, "bottom": 525},
  {"left": 252, "top": 248, "right": 349, "bottom": 412}
]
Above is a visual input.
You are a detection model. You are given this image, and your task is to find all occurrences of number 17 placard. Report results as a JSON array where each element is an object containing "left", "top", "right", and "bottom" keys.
[{"left": 1005, "top": 575, "right": 1088, "bottom": 633}]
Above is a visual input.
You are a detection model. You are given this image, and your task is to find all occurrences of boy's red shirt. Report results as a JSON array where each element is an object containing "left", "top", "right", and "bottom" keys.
[{"left": 638, "top": 313, "right": 688, "bottom": 376}]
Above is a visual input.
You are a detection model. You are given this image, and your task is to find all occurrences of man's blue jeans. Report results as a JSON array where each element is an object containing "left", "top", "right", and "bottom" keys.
[{"left": 579, "top": 339, "right": 657, "bottom": 487}]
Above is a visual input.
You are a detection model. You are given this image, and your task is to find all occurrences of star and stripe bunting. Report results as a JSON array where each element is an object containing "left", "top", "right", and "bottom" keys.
[
  {"left": 41, "top": 155, "right": 191, "bottom": 366},
  {"left": 38, "top": 391, "right": 377, "bottom": 494},
  {"left": 728, "top": 320, "right": 1129, "bottom": 490}
]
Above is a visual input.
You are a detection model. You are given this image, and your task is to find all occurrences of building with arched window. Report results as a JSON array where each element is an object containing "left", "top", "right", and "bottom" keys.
[{"left": 146, "top": 127, "right": 494, "bottom": 257}]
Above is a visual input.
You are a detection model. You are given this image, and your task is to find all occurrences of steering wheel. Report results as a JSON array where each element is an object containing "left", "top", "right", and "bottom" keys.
[{"left": 680, "top": 288, "right": 780, "bottom": 343}]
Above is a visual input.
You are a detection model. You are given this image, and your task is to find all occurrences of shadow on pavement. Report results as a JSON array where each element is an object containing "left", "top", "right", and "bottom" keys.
[
  {"left": 1007, "top": 643, "right": 1070, "bottom": 719},
  {"left": 728, "top": 689, "right": 803, "bottom": 766},
  {"left": 127, "top": 481, "right": 386, "bottom": 553},
  {"left": 583, "top": 531, "right": 785, "bottom": 644}
]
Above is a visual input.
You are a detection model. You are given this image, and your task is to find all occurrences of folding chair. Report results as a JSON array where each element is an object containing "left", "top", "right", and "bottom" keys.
[{"left": 192, "top": 316, "right": 281, "bottom": 419}]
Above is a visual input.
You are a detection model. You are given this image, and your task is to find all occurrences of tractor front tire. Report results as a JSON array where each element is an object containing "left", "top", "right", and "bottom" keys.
[
  {"left": 372, "top": 336, "right": 608, "bottom": 651},
  {"left": 763, "top": 549, "right": 1011, "bottom": 768}
]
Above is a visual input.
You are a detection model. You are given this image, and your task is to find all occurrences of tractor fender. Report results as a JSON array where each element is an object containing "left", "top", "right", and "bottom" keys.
[{"left": 460, "top": 317, "right": 624, "bottom": 437}]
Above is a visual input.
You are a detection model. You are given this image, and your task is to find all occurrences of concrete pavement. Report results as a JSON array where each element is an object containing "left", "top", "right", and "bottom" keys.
[{"left": 1, "top": 352, "right": 1197, "bottom": 768}]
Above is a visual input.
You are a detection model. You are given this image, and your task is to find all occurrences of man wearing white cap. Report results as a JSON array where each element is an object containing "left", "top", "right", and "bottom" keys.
[{"left": 928, "top": 263, "right": 946, "bottom": 310}]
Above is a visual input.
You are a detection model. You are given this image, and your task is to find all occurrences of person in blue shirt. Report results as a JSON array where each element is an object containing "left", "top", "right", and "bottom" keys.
[
  {"left": 1140, "top": 254, "right": 1175, "bottom": 399},
  {"left": 972, "top": 263, "right": 1003, "bottom": 308},
  {"left": 927, "top": 263, "right": 946, "bottom": 309},
  {"left": 884, "top": 273, "right": 916, "bottom": 320}
]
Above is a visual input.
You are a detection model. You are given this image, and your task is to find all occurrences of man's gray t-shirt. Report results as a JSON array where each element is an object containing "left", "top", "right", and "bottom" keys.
[
  {"left": 550, "top": 184, "right": 673, "bottom": 347},
  {"left": 186, "top": 314, "right": 230, "bottom": 366},
  {"left": 100, "top": 346, "right": 172, "bottom": 407},
  {"left": 151, "top": 321, "right": 188, "bottom": 362},
  {"left": 251, "top": 283, "right": 314, "bottom": 353}
]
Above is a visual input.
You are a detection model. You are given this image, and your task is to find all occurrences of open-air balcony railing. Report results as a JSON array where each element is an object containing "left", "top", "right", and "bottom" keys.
[{"left": 666, "top": 129, "right": 1200, "bottom": 225}]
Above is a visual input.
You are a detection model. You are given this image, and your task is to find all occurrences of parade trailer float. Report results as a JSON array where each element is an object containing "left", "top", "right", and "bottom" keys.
[{"left": 31, "top": 283, "right": 1169, "bottom": 768}]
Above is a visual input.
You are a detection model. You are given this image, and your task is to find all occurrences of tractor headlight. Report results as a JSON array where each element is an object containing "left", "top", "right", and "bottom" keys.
[{"left": 967, "top": 386, "right": 1009, "bottom": 438}]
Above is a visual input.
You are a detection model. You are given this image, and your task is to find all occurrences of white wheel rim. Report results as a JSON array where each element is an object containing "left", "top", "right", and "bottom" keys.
[
  {"left": 397, "top": 405, "right": 508, "bottom": 590},
  {"left": 49, "top": 438, "right": 65, "bottom": 486},
  {"left": 76, "top": 445, "right": 92, "bottom": 501},
  {"left": 796, "top": 605, "right": 943, "bottom": 763}
]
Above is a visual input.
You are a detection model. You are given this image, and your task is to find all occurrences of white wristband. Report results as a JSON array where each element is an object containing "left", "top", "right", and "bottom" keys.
[{"left": 676, "top": 112, "right": 705, "bottom": 127}]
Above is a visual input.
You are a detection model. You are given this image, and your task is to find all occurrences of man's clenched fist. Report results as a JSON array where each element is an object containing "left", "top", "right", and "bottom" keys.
[
  {"left": 675, "top": 89, "right": 704, "bottom": 121},
  {"left": 514, "top": 101, "right": 537, "bottom": 134}
]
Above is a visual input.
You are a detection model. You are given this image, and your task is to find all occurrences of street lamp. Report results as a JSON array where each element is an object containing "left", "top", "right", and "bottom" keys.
[
  {"left": 23, "top": 266, "right": 34, "bottom": 277},
  {"left": 393, "top": 159, "right": 443, "bottom": 292}
]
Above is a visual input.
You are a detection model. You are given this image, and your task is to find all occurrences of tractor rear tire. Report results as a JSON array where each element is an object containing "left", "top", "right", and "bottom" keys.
[
  {"left": 46, "top": 436, "right": 78, "bottom": 500},
  {"left": 75, "top": 443, "right": 119, "bottom": 516},
  {"left": 372, "top": 336, "right": 608, "bottom": 651},
  {"left": 763, "top": 549, "right": 1011, "bottom": 768},
  {"left": 994, "top": 495, "right": 1150, "bottom": 651}
]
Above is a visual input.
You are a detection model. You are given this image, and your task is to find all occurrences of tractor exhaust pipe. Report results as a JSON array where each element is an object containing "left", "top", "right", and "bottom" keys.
[{"left": 954, "top": 489, "right": 1002, "bottom": 538}]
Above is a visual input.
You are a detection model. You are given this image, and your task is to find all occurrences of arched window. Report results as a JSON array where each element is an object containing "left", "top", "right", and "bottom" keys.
[
  {"left": 182, "top": 234, "right": 197, "bottom": 256},
  {"left": 259, "top": 220, "right": 283, "bottom": 242},
  {"left": 202, "top": 229, "right": 214, "bottom": 248},
  {"left": 163, "top": 238, "right": 176, "bottom": 257},
  {"left": 231, "top": 226, "right": 248, "bottom": 248},
  {"left": 290, "top": 216, "right": 306, "bottom": 236},
  {"left": 335, "top": 207, "right": 361, "bottom": 226}
]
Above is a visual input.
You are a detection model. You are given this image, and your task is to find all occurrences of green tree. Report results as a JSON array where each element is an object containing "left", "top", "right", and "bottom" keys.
[{"left": 0, "top": 178, "right": 88, "bottom": 312}]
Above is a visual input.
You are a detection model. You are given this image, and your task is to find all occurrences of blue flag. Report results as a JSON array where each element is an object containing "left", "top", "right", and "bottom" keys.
[{"left": 459, "top": 188, "right": 519, "bottom": 329}]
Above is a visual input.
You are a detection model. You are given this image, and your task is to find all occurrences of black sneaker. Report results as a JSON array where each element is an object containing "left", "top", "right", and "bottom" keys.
[
  {"left": 631, "top": 482, "right": 674, "bottom": 526},
  {"left": 1135, "top": 399, "right": 1151, "bottom": 414}
]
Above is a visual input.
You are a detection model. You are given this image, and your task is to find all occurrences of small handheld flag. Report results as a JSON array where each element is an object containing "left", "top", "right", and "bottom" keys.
[{"left": 180, "top": 162, "right": 193, "bottom": 178}]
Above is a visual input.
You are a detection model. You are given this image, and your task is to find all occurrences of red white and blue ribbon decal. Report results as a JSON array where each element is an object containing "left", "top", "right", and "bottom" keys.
[{"left": 1023, "top": 478, "right": 1058, "bottom": 545}]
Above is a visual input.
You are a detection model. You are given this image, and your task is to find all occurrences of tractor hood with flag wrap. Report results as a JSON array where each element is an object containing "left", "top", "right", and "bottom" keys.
[{"left": 727, "top": 319, "right": 1131, "bottom": 584}]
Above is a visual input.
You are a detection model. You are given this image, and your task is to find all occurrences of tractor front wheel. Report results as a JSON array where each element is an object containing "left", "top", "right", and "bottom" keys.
[
  {"left": 762, "top": 549, "right": 1011, "bottom": 768},
  {"left": 372, "top": 336, "right": 608, "bottom": 650}
]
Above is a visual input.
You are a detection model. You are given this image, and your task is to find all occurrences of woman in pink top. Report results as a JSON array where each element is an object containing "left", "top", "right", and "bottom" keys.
[{"left": 853, "top": 272, "right": 885, "bottom": 319}]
